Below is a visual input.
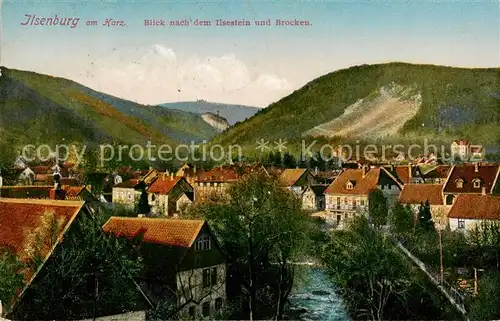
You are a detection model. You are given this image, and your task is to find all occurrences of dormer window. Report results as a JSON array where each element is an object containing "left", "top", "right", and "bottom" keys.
[
  {"left": 345, "top": 180, "right": 355, "bottom": 190},
  {"left": 455, "top": 178, "right": 464, "bottom": 189},
  {"left": 472, "top": 178, "right": 481, "bottom": 189}
]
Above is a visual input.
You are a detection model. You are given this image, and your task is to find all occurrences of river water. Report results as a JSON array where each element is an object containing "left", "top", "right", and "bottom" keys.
[{"left": 288, "top": 268, "right": 350, "bottom": 321}]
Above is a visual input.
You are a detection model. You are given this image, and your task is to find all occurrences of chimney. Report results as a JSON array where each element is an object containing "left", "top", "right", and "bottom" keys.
[
  {"left": 170, "top": 172, "right": 174, "bottom": 181},
  {"left": 475, "top": 162, "right": 479, "bottom": 173},
  {"left": 482, "top": 186, "right": 486, "bottom": 195},
  {"left": 408, "top": 164, "right": 412, "bottom": 179}
]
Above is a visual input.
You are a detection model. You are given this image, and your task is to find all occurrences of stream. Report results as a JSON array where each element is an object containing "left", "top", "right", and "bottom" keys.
[{"left": 289, "top": 267, "right": 350, "bottom": 321}]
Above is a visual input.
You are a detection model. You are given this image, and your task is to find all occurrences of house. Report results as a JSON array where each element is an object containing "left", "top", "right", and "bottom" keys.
[
  {"left": 447, "top": 194, "right": 500, "bottom": 231},
  {"left": 442, "top": 163, "right": 500, "bottom": 206},
  {"left": 0, "top": 198, "right": 149, "bottom": 320},
  {"left": 193, "top": 167, "right": 240, "bottom": 202},
  {"left": 0, "top": 185, "right": 97, "bottom": 202},
  {"left": 388, "top": 164, "right": 426, "bottom": 184},
  {"left": 301, "top": 184, "right": 328, "bottom": 211},
  {"left": 112, "top": 179, "right": 145, "bottom": 210},
  {"left": 148, "top": 174, "right": 194, "bottom": 216},
  {"left": 324, "top": 166, "right": 403, "bottom": 227},
  {"left": 420, "top": 165, "right": 453, "bottom": 184},
  {"left": 398, "top": 184, "right": 448, "bottom": 225},
  {"left": 102, "top": 217, "right": 227, "bottom": 319},
  {"left": 17, "top": 167, "right": 35, "bottom": 185},
  {"left": 451, "top": 140, "right": 470, "bottom": 160},
  {"left": 278, "top": 168, "right": 317, "bottom": 195}
]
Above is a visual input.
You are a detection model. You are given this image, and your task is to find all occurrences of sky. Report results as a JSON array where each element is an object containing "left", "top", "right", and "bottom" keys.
[{"left": 1, "top": 0, "right": 499, "bottom": 107}]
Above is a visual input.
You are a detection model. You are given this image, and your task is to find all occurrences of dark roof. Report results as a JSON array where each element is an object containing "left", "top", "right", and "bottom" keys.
[
  {"left": 443, "top": 164, "right": 499, "bottom": 194},
  {"left": 309, "top": 184, "right": 328, "bottom": 196}
]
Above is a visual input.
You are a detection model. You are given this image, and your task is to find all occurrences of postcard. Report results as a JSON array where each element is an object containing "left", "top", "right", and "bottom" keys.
[{"left": 0, "top": 1, "right": 499, "bottom": 320}]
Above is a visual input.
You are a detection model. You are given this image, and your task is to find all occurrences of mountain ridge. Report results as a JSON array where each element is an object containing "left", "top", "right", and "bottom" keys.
[
  {"left": 0, "top": 67, "right": 219, "bottom": 155},
  {"left": 210, "top": 62, "right": 500, "bottom": 152},
  {"left": 160, "top": 100, "right": 260, "bottom": 125}
]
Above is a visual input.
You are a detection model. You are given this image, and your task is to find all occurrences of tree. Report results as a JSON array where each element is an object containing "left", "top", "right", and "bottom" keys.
[
  {"left": 282, "top": 152, "right": 296, "bottom": 169},
  {"left": 10, "top": 206, "right": 147, "bottom": 320},
  {"left": 468, "top": 271, "right": 500, "bottom": 321},
  {"left": 323, "top": 216, "right": 411, "bottom": 320},
  {"left": 322, "top": 216, "right": 459, "bottom": 321},
  {"left": 390, "top": 202, "right": 414, "bottom": 235},
  {"left": 418, "top": 200, "right": 434, "bottom": 232},
  {"left": 468, "top": 221, "right": 500, "bottom": 269},
  {"left": 187, "top": 171, "right": 309, "bottom": 320},
  {"left": 368, "top": 189, "right": 388, "bottom": 228},
  {"left": 136, "top": 190, "right": 151, "bottom": 215},
  {"left": 0, "top": 250, "right": 24, "bottom": 312}
]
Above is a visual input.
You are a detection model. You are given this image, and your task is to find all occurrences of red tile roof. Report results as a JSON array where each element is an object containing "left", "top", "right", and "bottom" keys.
[
  {"left": 448, "top": 194, "right": 500, "bottom": 220},
  {"left": 62, "top": 186, "right": 86, "bottom": 198},
  {"left": 443, "top": 164, "right": 500, "bottom": 194},
  {"left": 279, "top": 169, "right": 308, "bottom": 187},
  {"left": 32, "top": 166, "right": 51, "bottom": 175},
  {"left": 195, "top": 167, "right": 240, "bottom": 183},
  {"left": 399, "top": 184, "right": 444, "bottom": 205},
  {"left": 0, "top": 199, "right": 84, "bottom": 261},
  {"left": 0, "top": 186, "right": 53, "bottom": 199},
  {"left": 59, "top": 178, "right": 79, "bottom": 186},
  {"left": 392, "top": 166, "right": 413, "bottom": 184},
  {"left": 148, "top": 176, "right": 184, "bottom": 194},
  {"left": 102, "top": 217, "right": 205, "bottom": 248},
  {"left": 325, "top": 167, "right": 399, "bottom": 195}
]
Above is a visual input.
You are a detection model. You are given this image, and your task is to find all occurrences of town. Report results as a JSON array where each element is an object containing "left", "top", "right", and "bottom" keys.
[{"left": 0, "top": 138, "right": 498, "bottom": 320}]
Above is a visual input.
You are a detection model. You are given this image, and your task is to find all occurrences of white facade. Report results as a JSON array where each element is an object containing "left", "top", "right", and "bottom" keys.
[
  {"left": 449, "top": 217, "right": 497, "bottom": 231},
  {"left": 112, "top": 187, "right": 140, "bottom": 210}
]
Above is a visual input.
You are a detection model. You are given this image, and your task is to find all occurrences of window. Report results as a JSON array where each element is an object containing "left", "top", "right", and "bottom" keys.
[
  {"left": 188, "top": 306, "right": 196, "bottom": 319},
  {"left": 336, "top": 197, "right": 340, "bottom": 205},
  {"left": 215, "top": 298, "right": 223, "bottom": 311},
  {"left": 214, "top": 182, "right": 218, "bottom": 187},
  {"left": 202, "top": 268, "right": 211, "bottom": 288},
  {"left": 211, "top": 267, "right": 217, "bottom": 286},
  {"left": 202, "top": 302, "right": 210, "bottom": 317},
  {"left": 456, "top": 178, "right": 464, "bottom": 189},
  {"left": 360, "top": 199, "right": 365, "bottom": 206},
  {"left": 195, "top": 234, "right": 211, "bottom": 251},
  {"left": 127, "top": 192, "right": 132, "bottom": 200},
  {"left": 202, "top": 267, "right": 217, "bottom": 288},
  {"left": 472, "top": 179, "right": 481, "bottom": 188},
  {"left": 346, "top": 181, "right": 353, "bottom": 190},
  {"left": 344, "top": 198, "right": 348, "bottom": 205},
  {"left": 345, "top": 213, "right": 348, "bottom": 219},
  {"left": 458, "top": 219, "right": 465, "bottom": 229},
  {"left": 353, "top": 200, "right": 357, "bottom": 208}
]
